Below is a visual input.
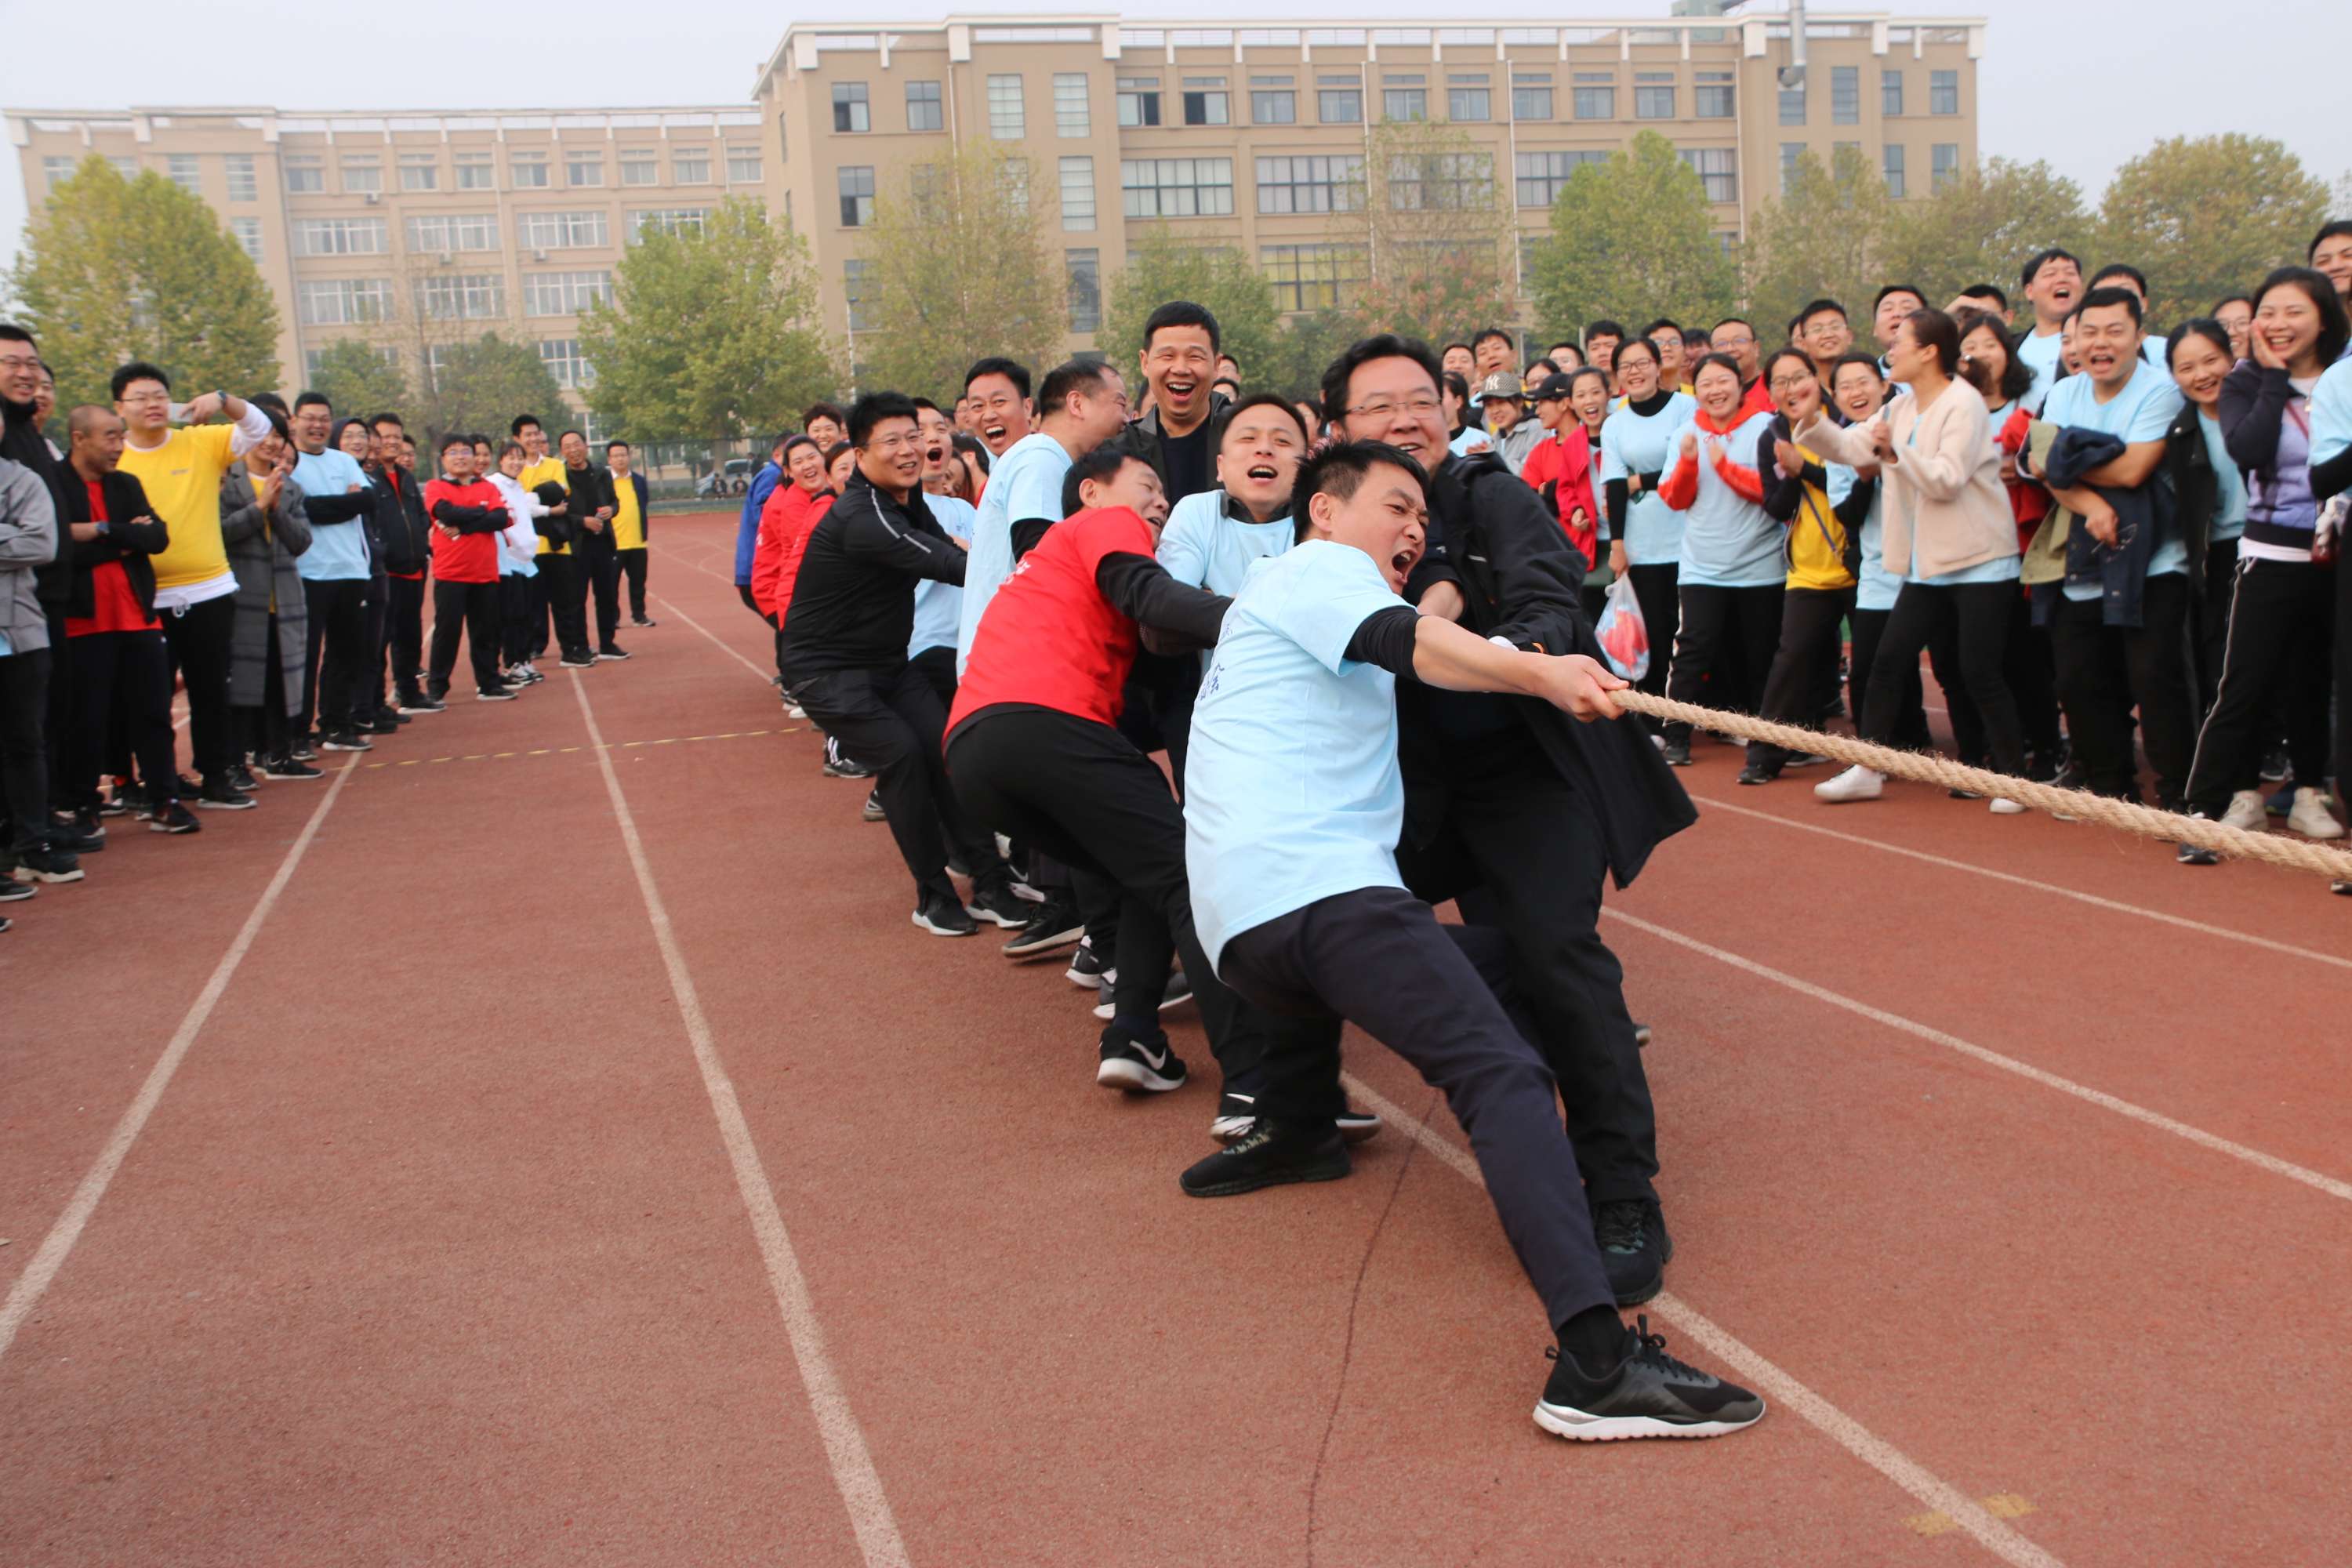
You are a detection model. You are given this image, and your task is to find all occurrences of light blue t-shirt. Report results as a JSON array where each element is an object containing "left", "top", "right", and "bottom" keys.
[
  {"left": 2197, "top": 410, "right": 2246, "bottom": 544},
  {"left": 2312, "top": 357, "right": 2352, "bottom": 472},
  {"left": 2017, "top": 328, "right": 2065, "bottom": 413},
  {"left": 1448, "top": 426, "right": 1488, "bottom": 458},
  {"left": 1665, "top": 410, "right": 1784, "bottom": 587},
  {"left": 1853, "top": 480, "right": 1901, "bottom": 612},
  {"left": 1185, "top": 540, "right": 1408, "bottom": 972},
  {"left": 957, "top": 433, "right": 1071, "bottom": 675},
  {"left": 910, "top": 492, "right": 975, "bottom": 655},
  {"left": 291, "top": 447, "right": 375, "bottom": 581},
  {"left": 2044, "top": 358, "right": 2185, "bottom": 599},
  {"left": 1156, "top": 488, "right": 1294, "bottom": 668},
  {"left": 1599, "top": 392, "right": 1697, "bottom": 567}
]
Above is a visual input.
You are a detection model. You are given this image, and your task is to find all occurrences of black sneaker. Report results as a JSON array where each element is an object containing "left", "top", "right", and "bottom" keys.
[
  {"left": 862, "top": 788, "right": 885, "bottom": 822},
  {"left": 0, "top": 876, "right": 35, "bottom": 902},
  {"left": 1002, "top": 902, "right": 1083, "bottom": 960},
  {"left": 1092, "top": 966, "right": 1194, "bottom": 1022},
  {"left": 321, "top": 730, "right": 373, "bottom": 753},
  {"left": 1661, "top": 738, "right": 1692, "bottom": 767},
  {"left": 194, "top": 781, "right": 259, "bottom": 811},
  {"left": 631, "top": 615, "right": 657, "bottom": 628},
  {"left": 1733, "top": 763, "right": 1777, "bottom": 786},
  {"left": 395, "top": 691, "right": 435, "bottom": 715},
  {"left": 1180, "top": 1117, "right": 1348, "bottom": 1196},
  {"left": 11, "top": 846, "right": 83, "bottom": 884},
  {"left": 1633, "top": 1022, "right": 1653, "bottom": 1048},
  {"left": 365, "top": 713, "right": 402, "bottom": 735},
  {"left": 260, "top": 755, "right": 323, "bottom": 780},
  {"left": 289, "top": 740, "right": 319, "bottom": 762},
  {"left": 1782, "top": 752, "right": 1831, "bottom": 769},
  {"left": 144, "top": 800, "right": 201, "bottom": 835},
  {"left": 1065, "top": 936, "right": 1108, "bottom": 989},
  {"left": 964, "top": 883, "right": 1033, "bottom": 929},
  {"left": 1209, "top": 1092, "right": 1383, "bottom": 1145},
  {"left": 476, "top": 687, "right": 518, "bottom": 702},
  {"left": 820, "top": 740, "right": 873, "bottom": 779},
  {"left": 911, "top": 892, "right": 978, "bottom": 937},
  {"left": 2177, "top": 840, "right": 2220, "bottom": 866},
  {"left": 176, "top": 772, "right": 207, "bottom": 799},
  {"left": 1097, "top": 1024, "right": 1189, "bottom": 1094},
  {"left": 50, "top": 820, "right": 105, "bottom": 854},
  {"left": 1534, "top": 1316, "right": 1765, "bottom": 1441},
  {"left": 2259, "top": 747, "right": 2290, "bottom": 783},
  {"left": 560, "top": 652, "right": 597, "bottom": 669},
  {"left": 68, "top": 806, "right": 106, "bottom": 841},
  {"left": 1593, "top": 1199, "right": 1674, "bottom": 1306},
  {"left": 596, "top": 644, "right": 630, "bottom": 661},
  {"left": 93, "top": 791, "right": 132, "bottom": 818},
  {"left": 228, "top": 761, "right": 260, "bottom": 792}
]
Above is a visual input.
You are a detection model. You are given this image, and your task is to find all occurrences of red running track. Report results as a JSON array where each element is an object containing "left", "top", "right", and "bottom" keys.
[{"left": 4, "top": 513, "right": 2345, "bottom": 1566}]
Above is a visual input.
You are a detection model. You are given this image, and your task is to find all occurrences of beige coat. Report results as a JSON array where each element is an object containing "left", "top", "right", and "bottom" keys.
[{"left": 1798, "top": 377, "right": 2017, "bottom": 580}]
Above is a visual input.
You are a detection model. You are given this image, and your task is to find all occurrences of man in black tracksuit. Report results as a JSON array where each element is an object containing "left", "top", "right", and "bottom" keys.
[
  {"left": 560, "top": 430, "right": 626, "bottom": 659},
  {"left": 370, "top": 414, "right": 432, "bottom": 711},
  {"left": 782, "top": 392, "right": 1023, "bottom": 935},
  {"left": 1330, "top": 335, "right": 1697, "bottom": 1305}
]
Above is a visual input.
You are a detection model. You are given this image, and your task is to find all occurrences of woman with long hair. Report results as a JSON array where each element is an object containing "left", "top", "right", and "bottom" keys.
[
  {"left": 2165, "top": 319, "right": 2251, "bottom": 717},
  {"left": 1598, "top": 336, "right": 1697, "bottom": 728}
]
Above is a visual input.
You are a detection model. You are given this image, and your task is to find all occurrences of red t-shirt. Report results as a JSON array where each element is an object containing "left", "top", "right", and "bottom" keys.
[
  {"left": 66, "top": 478, "right": 159, "bottom": 637},
  {"left": 422, "top": 477, "right": 506, "bottom": 583},
  {"left": 1519, "top": 430, "right": 1601, "bottom": 564},
  {"left": 946, "top": 506, "right": 1156, "bottom": 737}
]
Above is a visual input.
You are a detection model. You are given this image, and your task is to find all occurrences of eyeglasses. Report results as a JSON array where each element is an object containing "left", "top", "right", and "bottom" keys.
[
  {"left": 1714, "top": 333, "right": 1755, "bottom": 349},
  {"left": 1344, "top": 394, "right": 1443, "bottom": 420},
  {"left": 864, "top": 431, "right": 924, "bottom": 453},
  {"left": 0, "top": 354, "right": 42, "bottom": 372}
]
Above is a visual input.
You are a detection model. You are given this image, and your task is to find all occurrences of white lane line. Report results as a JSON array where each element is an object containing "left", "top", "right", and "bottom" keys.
[
  {"left": 1687, "top": 791, "right": 2352, "bottom": 974},
  {"left": 567, "top": 673, "right": 909, "bottom": 1568},
  {"left": 1339, "top": 1072, "right": 2067, "bottom": 1568},
  {"left": 652, "top": 592, "right": 779, "bottom": 687},
  {"left": 0, "top": 758, "right": 362, "bottom": 1367},
  {"left": 1601, "top": 908, "right": 2352, "bottom": 1203},
  {"left": 648, "top": 539, "right": 739, "bottom": 586}
]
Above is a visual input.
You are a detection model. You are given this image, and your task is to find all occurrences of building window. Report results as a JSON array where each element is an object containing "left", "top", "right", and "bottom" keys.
[
  {"left": 1120, "top": 158, "right": 1235, "bottom": 219},
  {"left": 1382, "top": 78, "right": 1428, "bottom": 122},
  {"left": 1251, "top": 78, "right": 1297, "bottom": 125},
  {"left": 844, "top": 260, "right": 874, "bottom": 332},
  {"left": 167, "top": 154, "right": 202, "bottom": 195},
  {"left": 626, "top": 208, "right": 710, "bottom": 242},
  {"left": 566, "top": 151, "right": 604, "bottom": 187},
  {"left": 673, "top": 147, "right": 711, "bottom": 183},
  {"left": 1515, "top": 149, "right": 1606, "bottom": 208},
  {"left": 1779, "top": 82, "right": 1806, "bottom": 125},
  {"left": 1933, "top": 143, "right": 1960, "bottom": 190},
  {"left": 1119, "top": 77, "right": 1163, "bottom": 128},
  {"left": 1512, "top": 75, "right": 1554, "bottom": 121},
  {"left": 1573, "top": 76, "right": 1615, "bottom": 120},
  {"left": 1183, "top": 78, "right": 1231, "bottom": 127},
  {"left": 397, "top": 154, "right": 438, "bottom": 191},
  {"left": 1388, "top": 151, "right": 1491, "bottom": 210},
  {"left": 228, "top": 217, "right": 263, "bottom": 262},
  {"left": 296, "top": 278, "right": 392, "bottom": 325},
  {"left": 1930, "top": 71, "right": 1960, "bottom": 114},
  {"left": 518, "top": 210, "right": 610, "bottom": 251},
  {"left": 284, "top": 155, "right": 324, "bottom": 194},
  {"left": 1634, "top": 73, "right": 1675, "bottom": 120},
  {"left": 620, "top": 149, "right": 660, "bottom": 185},
  {"left": 1882, "top": 143, "right": 1907, "bottom": 198},
  {"left": 1261, "top": 243, "right": 1366, "bottom": 311},
  {"left": 523, "top": 270, "right": 613, "bottom": 315},
  {"left": 903, "top": 81, "right": 943, "bottom": 133},
  {"left": 405, "top": 213, "right": 499, "bottom": 252},
  {"left": 989, "top": 74, "right": 1026, "bottom": 139},
  {"left": 1448, "top": 76, "right": 1492, "bottom": 123},
  {"left": 1319, "top": 78, "right": 1363, "bottom": 124},
  {"left": 833, "top": 82, "right": 871, "bottom": 133},
  {"left": 1832, "top": 66, "right": 1860, "bottom": 125},
  {"left": 1679, "top": 147, "right": 1737, "bottom": 204},
  {"left": 1882, "top": 70, "right": 1905, "bottom": 117},
  {"left": 41, "top": 156, "right": 75, "bottom": 193},
  {"left": 510, "top": 153, "right": 550, "bottom": 189},
  {"left": 1256, "top": 154, "right": 1364, "bottom": 214},
  {"left": 455, "top": 152, "right": 495, "bottom": 190},
  {"left": 1780, "top": 142, "right": 1805, "bottom": 194},
  {"left": 728, "top": 147, "right": 762, "bottom": 183},
  {"left": 1059, "top": 156, "right": 1096, "bottom": 230},
  {"left": 838, "top": 166, "right": 875, "bottom": 227},
  {"left": 415, "top": 274, "right": 504, "bottom": 321},
  {"left": 337, "top": 156, "right": 379, "bottom": 195},
  {"left": 294, "top": 217, "right": 389, "bottom": 256},
  {"left": 1066, "top": 248, "right": 1102, "bottom": 333},
  {"left": 226, "top": 154, "right": 257, "bottom": 201},
  {"left": 539, "top": 339, "right": 594, "bottom": 390},
  {"left": 1694, "top": 73, "right": 1735, "bottom": 119},
  {"left": 1054, "top": 74, "right": 1091, "bottom": 137}
]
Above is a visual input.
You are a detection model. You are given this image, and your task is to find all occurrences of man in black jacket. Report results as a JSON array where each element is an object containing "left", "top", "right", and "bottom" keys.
[
  {"left": 370, "top": 412, "right": 432, "bottom": 713},
  {"left": 561, "top": 430, "right": 626, "bottom": 661},
  {"left": 784, "top": 392, "right": 1023, "bottom": 937},
  {"left": 1327, "top": 334, "right": 1697, "bottom": 1305},
  {"left": 0, "top": 323, "right": 85, "bottom": 870}
]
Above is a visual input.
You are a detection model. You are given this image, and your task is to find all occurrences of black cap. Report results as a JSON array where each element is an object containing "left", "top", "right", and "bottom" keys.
[{"left": 1530, "top": 372, "right": 1576, "bottom": 401}]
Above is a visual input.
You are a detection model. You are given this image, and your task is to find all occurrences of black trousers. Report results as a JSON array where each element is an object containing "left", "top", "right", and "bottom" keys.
[
  {"left": 499, "top": 574, "right": 536, "bottom": 666},
  {"left": 1397, "top": 739, "right": 1657, "bottom": 1207},
  {"left": 535, "top": 553, "right": 590, "bottom": 661},
  {"left": 2184, "top": 557, "right": 2335, "bottom": 811},
  {"left": 65, "top": 630, "right": 176, "bottom": 810},
  {"left": 299, "top": 577, "right": 370, "bottom": 736},
  {"left": 0, "top": 646, "right": 52, "bottom": 851},
  {"left": 359, "top": 567, "right": 390, "bottom": 718},
  {"left": 1847, "top": 607, "right": 1931, "bottom": 751},
  {"left": 233, "top": 614, "right": 292, "bottom": 763},
  {"left": 428, "top": 579, "right": 504, "bottom": 698},
  {"left": 947, "top": 706, "right": 1282, "bottom": 1094},
  {"left": 578, "top": 530, "right": 621, "bottom": 649},
  {"left": 618, "top": 546, "right": 649, "bottom": 622},
  {"left": 1222, "top": 886, "right": 1618, "bottom": 1332},
  {"left": 1863, "top": 579, "right": 2025, "bottom": 776},
  {"left": 1748, "top": 586, "right": 1853, "bottom": 773},
  {"left": 42, "top": 612, "right": 73, "bottom": 807},
  {"left": 1624, "top": 563, "right": 1679, "bottom": 723},
  {"left": 2339, "top": 543, "right": 2352, "bottom": 795},
  {"left": 385, "top": 572, "right": 427, "bottom": 700},
  {"left": 1664, "top": 582, "right": 1783, "bottom": 743},
  {"left": 159, "top": 592, "right": 238, "bottom": 787},
  {"left": 1940, "top": 596, "right": 2062, "bottom": 770},
  {"left": 2049, "top": 572, "right": 2197, "bottom": 805},
  {"left": 797, "top": 660, "right": 1003, "bottom": 908}
]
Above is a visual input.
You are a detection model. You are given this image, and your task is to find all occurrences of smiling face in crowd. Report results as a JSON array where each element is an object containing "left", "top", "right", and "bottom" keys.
[
  {"left": 1614, "top": 340, "right": 1661, "bottom": 402},
  {"left": 2213, "top": 299, "right": 2252, "bottom": 361},
  {"left": 1693, "top": 360, "right": 1743, "bottom": 422},
  {"left": 787, "top": 441, "right": 828, "bottom": 494},
  {"left": 2169, "top": 331, "right": 2231, "bottom": 411},
  {"left": 1142, "top": 321, "right": 1218, "bottom": 435},
  {"left": 2025, "top": 253, "right": 2081, "bottom": 328},
  {"left": 1214, "top": 403, "right": 1308, "bottom": 523},
  {"left": 964, "top": 372, "right": 1029, "bottom": 457},
  {"left": 1077, "top": 454, "right": 1170, "bottom": 529},
  {"left": 2073, "top": 300, "right": 2143, "bottom": 393},
  {"left": 1336, "top": 354, "right": 1448, "bottom": 471},
  {"left": 1304, "top": 459, "right": 1428, "bottom": 594}
]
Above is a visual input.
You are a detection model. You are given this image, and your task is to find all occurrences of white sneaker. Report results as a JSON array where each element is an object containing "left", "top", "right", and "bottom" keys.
[
  {"left": 1813, "top": 764, "right": 1885, "bottom": 803},
  {"left": 2287, "top": 786, "right": 2345, "bottom": 840},
  {"left": 1988, "top": 797, "right": 2027, "bottom": 815},
  {"left": 2220, "top": 789, "right": 2268, "bottom": 832}
]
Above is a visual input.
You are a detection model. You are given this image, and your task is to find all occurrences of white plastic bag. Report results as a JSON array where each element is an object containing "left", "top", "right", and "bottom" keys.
[{"left": 1594, "top": 572, "right": 1650, "bottom": 682}]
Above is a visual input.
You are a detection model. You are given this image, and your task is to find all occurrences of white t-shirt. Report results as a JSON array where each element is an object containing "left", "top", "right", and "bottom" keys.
[
  {"left": 486, "top": 472, "right": 542, "bottom": 577},
  {"left": 1154, "top": 488, "right": 1294, "bottom": 666},
  {"left": 2043, "top": 358, "right": 2185, "bottom": 598},
  {"left": 1598, "top": 393, "right": 1697, "bottom": 567},
  {"left": 957, "top": 433, "right": 1070, "bottom": 675},
  {"left": 1185, "top": 541, "right": 1410, "bottom": 973}
]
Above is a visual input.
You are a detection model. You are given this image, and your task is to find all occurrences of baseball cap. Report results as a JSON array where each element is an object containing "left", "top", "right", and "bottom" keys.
[
  {"left": 1530, "top": 372, "right": 1576, "bottom": 401},
  {"left": 1475, "top": 370, "right": 1523, "bottom": 403}
]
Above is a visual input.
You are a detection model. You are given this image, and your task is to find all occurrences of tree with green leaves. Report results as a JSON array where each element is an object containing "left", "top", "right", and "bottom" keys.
[
  {"left": 303, "top": 338, "right": 411, "bottom": 419},
  {"left": 1351, "top": 118, "right": 1518, "bottom": 348},
  {"left": 853, "top": 142, "right": 1064, "bottom": 397},
  {"left": 1743, "top": 144, "right": 1899, "bottom": 339},
  {"left": 420, "top": 332, "right": 567, "bottom": 445},
  {"left": 578, "top": 196, "right": 838, "bottom": 441},
  {"left": 1264, "top": 310, "right": 1369, "bottom": 400},
  {"left": 7, "top": 154, "right": 280, "bottom": 412},
  {"left": 2099, "top": 135, "right": 2329, "bottom": 324},
  {"left": 1878, "top": 158, "right": 2093, "bottom": 311},
  {"left": 1526, "top": 131, "right": 1737, "bottom": 346},
  {"left": 1101, "top": 227, "right": 1281, "bottom": 380}
]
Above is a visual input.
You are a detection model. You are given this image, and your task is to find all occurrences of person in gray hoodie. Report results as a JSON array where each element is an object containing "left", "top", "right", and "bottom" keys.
[
  {"left": 220, "top": 410, "right": 317, "bottom": 779},
  {"left": 0, "top": 453, "right": 74, "bottom": 885}
]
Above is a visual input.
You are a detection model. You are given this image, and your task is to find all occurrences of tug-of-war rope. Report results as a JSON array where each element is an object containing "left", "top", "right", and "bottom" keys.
[{"left": 1606, "top": 689, "right": 2352, "bottom": 884}]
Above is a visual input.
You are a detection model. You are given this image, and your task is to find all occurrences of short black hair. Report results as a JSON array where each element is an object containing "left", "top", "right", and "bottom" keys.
[
  {"left": 2251, "top": 266, "right": 2351, "bottom": 366},
  {"left": 2211, "top": 292, "right": 2253, "bottom": 315},
  {"left": 0, "top": 323, "right": 36, "bottom": 350},
  {"left": 558, "top": 428, "right": 586, "bottom": 445},
  {"left": 250, "top": 390, "right": 289, "bottom": 416},
  {"left": 780, "top": 434, "right": 818, "bottom": 462},
  {"left": 909, "top": 396, "right": 941, "bottom": 416},
  {"left": 1872, "top": 283, "right": 1928, "bottom": 314},
  {"left": 510, "top": 413, "right": 543, "bottom": 437},
  {"left": 846, "top": 390, "right": 921, "bottom": 448},
  {"left": 1711, "top": 316, "right": 1755, "bottom": 339},
  {"left": 2020, "top": 247, "right": 2078, "bottom": 289},
  {"left": 2165, "top": 318, "right": 2235, "bottom": 372},
  {"left": 1319, "top": 333, "right": 1443, "bottom": 423},
  {"left": 1639, "top": 318, "right": 1682, "bottom": 342},
  {"left": 1441, "top": 371, "right": 1472, "bottom": 405},
  {"left": 604, "top": 438, "right": 630, "bottom": 452},
  {"left": 497, "top": 439, "right": 525, "bottom": 462},
  {"left": 256, "top": 407, "right": 292, "bottom": 445},
  {"left": 822, "top": 441, "right": 855, "bottom": 470},
  {"left": 437, "top": 432, "right": 474, "bottom": 456},
  {"left": 2310, "top": 220, "right": 2352, "bottom": 263},
  {"left": 1441, "top": 340, "right": 1472, "bottom": 359},
  {"left": 1610, "top": 336, "right": 1660, "bottom": 374},
  {"left": 1583, "top": 319, "right": 1626, "bottom": 347},
  {"left": 1059, "top": 442, "right": 1151, "bottom": 517},
  {"left": 1952, "top": 309, "right": 2035, "bottom": 403},
  {"left": 963, "top": 357, "right": 1032, "bottom": 400},
  {"left": 2078, "top": 285, "right": 2144, "bottom": 327},
  {"left": 1471, "top": 327, "right": 1515, "bottom": 354},
  {"left": 1795, "top": 298, "right": 1849, "bottom": 330},
  {"left": 1758, "top": 346, "right": 1816, "bottom": 393},
  {"left": 1290, "top": 440, "right": 1429, "bottom": 542},
  {"left": 1689, "top": 350, "right": 1744, "bottom": 389},
  {"left": 801, "top": 401, "right": 847, "bottom": 430},
  {"left": 1143, "top": 299, "right": 1221, "bottom": 356},
  {"left": 2089, "top": 263, "right": 2148, "bottom": 296},
  {"left": 369, "top": 411, "right": 405, "bottom": 431},
  {"left": 1829, "top": 350, "right": 1887, "bottom": 395},
  {"left": 1211, "top": 390, "right": 1312, "bottom": 449},
  {"left": 111, "top": 360, "right": 171, "bottom": 399},
  {"left": 1956, "top": 282, "right": 2009, "bottom": 313},
  {"left": 294, "top": 390, "right": 332, "bottom": 414},
  {"left": 1036, "top": 357, "right": 1116, "bottom": 419}
]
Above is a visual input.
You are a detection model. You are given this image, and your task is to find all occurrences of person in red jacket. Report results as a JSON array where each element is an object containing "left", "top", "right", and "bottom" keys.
[
  {"left": 421, "top": 434, "right": 516, "bottom": 703},
  {"left": 1517, "top": 369, "right": 1609, "bottom": 574},
  {"left": 751, "top": 437, "right": 829, "bottom": 619}
]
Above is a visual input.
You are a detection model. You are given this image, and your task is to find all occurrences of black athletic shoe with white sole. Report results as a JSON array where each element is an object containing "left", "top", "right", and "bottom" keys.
[
  {"left": 911, "top": 893, "right": 978, "bottom": 937},
  {"left": 1181, "top": 1118, "right": 1349, "bottom": 1196},
  {"left": 1534, "top": 1316, "right": 1764, "bottom": 1441},
  {"left": 1096, "top": 1025, "right": 1188, "bottom": 1093},
  {"left": 1209, "top": 1092, "right": 1384, "bottom": 1145},
  {"left": 1003, "top": 902, "right": 1083, "bottom": 959},
  {"left": 862, "top": 788, "right": 885, "bottom": 822},
  {"left": 1593, "top": 1198, "right": 1674, "bottom": 1306},
  {"left": 964, "top": 884, "right": 1033, "bottom": 928},
  {"left": 143, "top": 800, "right": 202, "bottom": 835},
  {"left": 1091, "top": 967, "right": 1193, "bottom": 1021},
  {"left": 1065, "top": 936, "right": 1108, "bottom": 988}
]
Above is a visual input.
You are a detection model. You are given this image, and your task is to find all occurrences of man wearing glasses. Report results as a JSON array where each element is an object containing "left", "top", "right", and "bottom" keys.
[{"left": 1709, "top": 318, "right": 1773, "bottom": 419}]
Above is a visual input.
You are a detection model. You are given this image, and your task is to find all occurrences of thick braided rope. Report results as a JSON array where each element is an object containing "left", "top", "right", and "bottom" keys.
[{"left": 1607, "top": 688, "right": 2352, "bottom": 882}]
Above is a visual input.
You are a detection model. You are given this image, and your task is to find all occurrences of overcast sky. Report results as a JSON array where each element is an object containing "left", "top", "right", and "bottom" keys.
[{"left": 5, "top": 0, "right": 2348, "bottom": 280}]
